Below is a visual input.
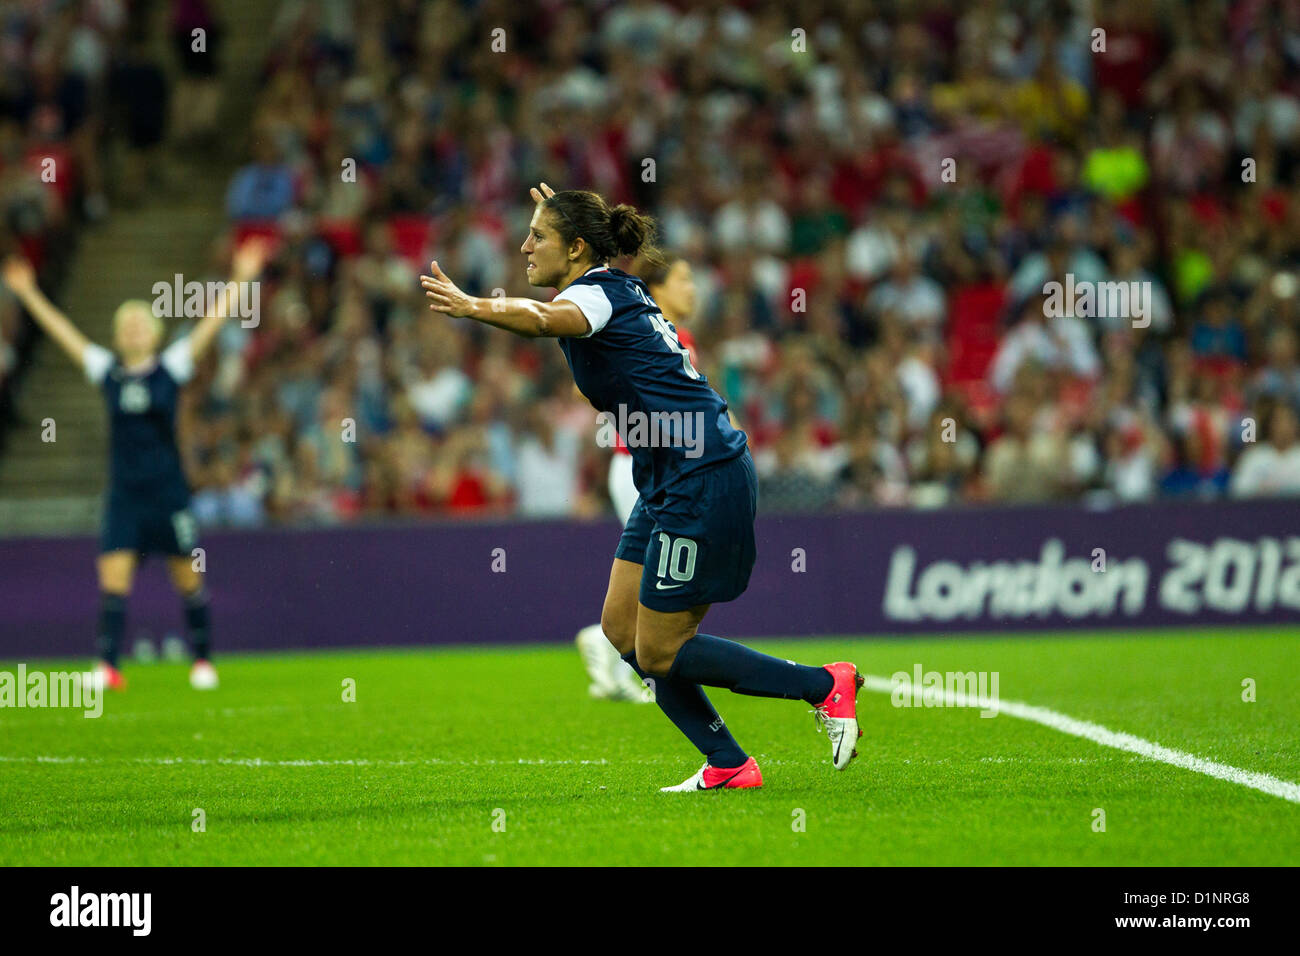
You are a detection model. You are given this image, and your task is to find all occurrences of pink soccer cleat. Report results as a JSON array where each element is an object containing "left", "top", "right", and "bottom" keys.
[
  {"left": 660, "top": 756, "right": 764, "bottom": 792},
  {"left": 90, "top": 661, "right": 127, "bottom": 692},
  {"left": 813, "top": 662, "right": 864, "bottom": 770}
]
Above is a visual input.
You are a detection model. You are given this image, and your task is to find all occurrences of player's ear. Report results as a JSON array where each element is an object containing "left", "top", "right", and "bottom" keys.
[{"left": 569, "top": 237, "right": 585, "bottom": 261}]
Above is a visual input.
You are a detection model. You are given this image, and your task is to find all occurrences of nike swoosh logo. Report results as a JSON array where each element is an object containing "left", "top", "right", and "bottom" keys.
[
  {"left": 703, "top": 766, "right": 746, "bottom": 790},
  {"left": 656, "top": 581, "right": 684, "bottom": 590}
]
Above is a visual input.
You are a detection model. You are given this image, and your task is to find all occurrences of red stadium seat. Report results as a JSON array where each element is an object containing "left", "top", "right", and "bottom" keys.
[
  {"left": 317, "top": 219, "right": 364, "bottom": 258},
  {"left": 390, "top": 215, "right": 433, "bottom": 267},
  {"left": 945, "top": 283, "right": 1006, "bottom": 385}
]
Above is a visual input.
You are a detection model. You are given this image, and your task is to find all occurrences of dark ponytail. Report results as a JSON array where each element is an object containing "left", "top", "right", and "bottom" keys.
[
  {"left": 543, "top": 190, "right": 663, "bottom": 268},
  {"left": 607, "top": 204, "right": 656, "bottom": 257}
]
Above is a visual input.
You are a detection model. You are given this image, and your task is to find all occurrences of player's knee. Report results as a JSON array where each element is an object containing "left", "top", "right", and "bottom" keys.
[
  {"left": 97, "top": 560, "right": 133, "bottom": 593},
  {"left": 634, "top": 639, "right": 675, "bottom": 678},
  {"left": 599, "top": 606, "right": 636, "bottom": 655},
  {"left": 169, "top": 565, "right": 200, "bottom": 594}
]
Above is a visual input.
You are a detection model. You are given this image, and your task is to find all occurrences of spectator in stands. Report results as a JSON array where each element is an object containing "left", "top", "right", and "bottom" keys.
[
  {"left": 1230, "top": 403, "right": 1300, "bottom": 498},
  {"left": 990, "top": 297, "right": 1101, "bottom": 395},
  {"left": 713, "top": 174, "right": 791, "bottom": 256},
  {"left": 905, "top": 403, "right": 980, "bottom": 508},
  {"left": 514, "top": 405, "right": 582, "bottom": 517},
  {"left": 226, "top": 135, "right": 294, "bottom": 221},
  {"left": 1248, "top": 328, "right": 1300, "bottom": 409},
  {"left": 169, "top": 0, "right": 224, "bottom": 148},
  {"left": 984, "top": 392, "right": 1069, "bottom": 502},
  {"left": 1160, "top": 428, "right": 1230, "bottom": 499},
  {"left": 866, "top": 251, "right": 946, "bottom": 341},
  {"left": 109, "top": 30, "right": 169, "bottom": 205},
  {"left": 1101, "top": 411, "right": 1164, "bottom": 501},
  {"left": 1190, "top": 291, "right": 1248, "bottom": 364}
]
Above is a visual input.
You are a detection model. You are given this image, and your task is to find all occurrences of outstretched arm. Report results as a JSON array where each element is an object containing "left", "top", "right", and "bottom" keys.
[
  {"left": 420, "top": 260, "right": 591, "bottom": 338},
  {"left": 1, "top": 258, "right": 93, "bottom": 369},
  {"left": 187, "top": 238, "right": 271, "bottom": 363},
  {"left": 421, "top": 181, "right": 585, "bottom": 337}
]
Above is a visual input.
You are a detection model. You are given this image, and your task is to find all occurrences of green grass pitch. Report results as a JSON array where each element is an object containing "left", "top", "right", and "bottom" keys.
[{"left": 2, "top": 628, "right": 1297, "bottom": 866}]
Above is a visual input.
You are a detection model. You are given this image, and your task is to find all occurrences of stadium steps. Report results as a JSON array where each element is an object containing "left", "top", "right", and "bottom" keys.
[{"left": 0, "top": 0, "right": 279, "bottom": 534}]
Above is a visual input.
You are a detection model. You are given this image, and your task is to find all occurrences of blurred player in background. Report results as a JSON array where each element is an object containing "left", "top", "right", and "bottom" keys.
[
  {"left": 422, "top": 184, "right": 862, "bottom": 791},
  {"left": 0, "top": 240, "right": 267, "bottom": 691},
  {"left": 574, "top": 252, "right": 700, "bottom": 702}
]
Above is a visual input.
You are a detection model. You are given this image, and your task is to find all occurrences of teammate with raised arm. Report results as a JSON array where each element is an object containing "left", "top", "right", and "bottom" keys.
[{"left": 1, "top": 239, "right": 268, "bottom": 690}]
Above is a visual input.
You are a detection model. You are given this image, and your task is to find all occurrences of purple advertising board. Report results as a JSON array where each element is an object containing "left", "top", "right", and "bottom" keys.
[{"left": 1, "top": 498, "right": 1297, "bottom": 659}]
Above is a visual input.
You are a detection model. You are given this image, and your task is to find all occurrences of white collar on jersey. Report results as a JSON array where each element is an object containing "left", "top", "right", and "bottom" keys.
[{"left": 583, "top": 265, "right": 609, "bottom": 275}]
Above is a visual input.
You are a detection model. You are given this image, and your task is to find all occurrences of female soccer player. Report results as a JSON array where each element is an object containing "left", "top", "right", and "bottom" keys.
[
  {"left": 574, "top": 252, "right": 700, "bottom": 703},
  {"left": 421, "top": 184, "right": 862, "bottom": 790},
  {"left": 1, "top": 239, "right": 268, "bottom": 691}
]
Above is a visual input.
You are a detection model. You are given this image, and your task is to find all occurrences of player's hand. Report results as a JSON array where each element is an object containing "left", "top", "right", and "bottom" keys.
[
  {"left": 421, "top": 260, "right": 474, "bottom": 318},
  {"left": 1, "top": 256, "right": 36, "bottom": 295},
  {"left": 529, "top": 182, "right": 556, "bottom": 204},
  {"left": 231, "top": 237, "right": 272, "bottom": 283}
]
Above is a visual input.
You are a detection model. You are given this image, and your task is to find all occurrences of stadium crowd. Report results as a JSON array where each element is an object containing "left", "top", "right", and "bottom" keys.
[
  {"left": 107, "top": 0, "right": 1300, "bottom": 520},
  {"left": 0, "top": 0, "right": 117, "bottom": 451},
  {"left": 0, "top": 0, "right": 221, "bottom": 453}
]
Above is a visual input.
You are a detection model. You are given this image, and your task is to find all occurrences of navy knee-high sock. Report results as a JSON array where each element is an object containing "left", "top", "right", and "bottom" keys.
[
  {"left": 621, "top": 651, "right": 748, "bottom": 768},
  {"left": 183, "top": 588, "right": 211, "bottom": 661},
  {"left": 667, "top": 633, "right": 834, "bottom": 704},
  {"left": 97, "top": 593, "right": 126, "bottom": 667}
]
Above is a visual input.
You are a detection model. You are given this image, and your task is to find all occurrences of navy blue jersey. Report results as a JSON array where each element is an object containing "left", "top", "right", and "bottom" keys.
[
  {"left": 555, "top": 266, "right": 747, "bottom": 502},
  {"left": 85, "top": 339, "right": 192, "bottom": 504}
]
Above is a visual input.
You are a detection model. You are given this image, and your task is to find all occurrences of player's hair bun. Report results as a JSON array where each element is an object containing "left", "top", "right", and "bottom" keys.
[
  {"left": 544, "top": 190, "right": 662, "bottom": 266},
  {"left": 608, "top": 204, "right": 655, "bottom": 258}
]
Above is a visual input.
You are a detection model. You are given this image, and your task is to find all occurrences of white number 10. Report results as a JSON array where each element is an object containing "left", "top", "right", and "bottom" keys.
[{"left": 656, "top": 533, "right": 698, "bottom": 582}]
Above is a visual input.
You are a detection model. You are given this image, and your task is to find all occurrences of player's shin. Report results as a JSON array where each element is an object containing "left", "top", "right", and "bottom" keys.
[
  {"left": 183, "top": 587, "right": 211, "bottom": 661},
  {"left": 666, "top": 633, "right": 834, "bottom": 704},
  {"left": 620, "top": 651, "right": 747, "bottom": 768},
  {"left": 97, "top": 592, "right": 127, "bottom": 667}
]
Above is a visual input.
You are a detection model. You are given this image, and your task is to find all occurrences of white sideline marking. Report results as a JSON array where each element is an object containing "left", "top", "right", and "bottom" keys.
[
  {"left": 0, "top": 703, "right": 299, "bottom": 726},
  {"left": 0, "top": 755, "right": 610, "bottom": 768},
  {"left": 862, "top": 675, "right": 1300, "bottom": 805}
]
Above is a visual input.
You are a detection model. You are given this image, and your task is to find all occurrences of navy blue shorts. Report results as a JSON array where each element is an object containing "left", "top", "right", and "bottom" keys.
[
  {"left": 615, "top": 451, "right": 758, "bottom": 612},
  {"left": 101, "top": 494, "right": 198, "bottom": 557}
]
